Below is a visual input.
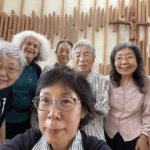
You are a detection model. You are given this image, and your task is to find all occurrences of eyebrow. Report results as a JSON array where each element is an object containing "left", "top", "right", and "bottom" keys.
[
  {"left": 9, "top": 63, "right": 18, "bottom": 67},
  {"left": 116, "top": 52, "right": 134, "bottom": 56},
  {"left": 40, "top": 91, "right": 74, "bottom": 97},
  {"left": 26, "top": 41, "right": 39, "bottom": 47}
]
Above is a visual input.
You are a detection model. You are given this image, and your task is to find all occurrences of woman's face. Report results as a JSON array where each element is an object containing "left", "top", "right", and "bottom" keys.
[
  {"left": 0, "top": 55, "right": 22, "bottom": 90},
  {"left": 55, "top": 42, "right": 72, "bottom": 65},
  {"left": 114, "top": 47, "right": 137, "bottom": 78},
  {"left": 22, "top": 36, "right": 40, "bottom": 64},
  {"left": 38, "top": 81, "right": 83, "bottom": 149}
]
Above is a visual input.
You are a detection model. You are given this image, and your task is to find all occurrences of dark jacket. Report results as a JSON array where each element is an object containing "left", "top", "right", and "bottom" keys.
[{"left": 0, "top": 129, "right": 111, "bottom": 150}]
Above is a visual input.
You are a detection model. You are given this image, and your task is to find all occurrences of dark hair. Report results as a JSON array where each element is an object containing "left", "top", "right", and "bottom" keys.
[
  {"left": 36, "top": 66, "right": 103, "bottom": 129},
  {"left": 55, "top": 40, "right": 73, "bottom": 52},
  {"left": 110, "top": 42, "right": 147, "bottom": 93}
]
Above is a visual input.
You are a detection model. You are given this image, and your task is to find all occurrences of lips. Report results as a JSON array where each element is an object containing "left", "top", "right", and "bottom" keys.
[
  {"left": 121, "top": 66, "right": 131, "bottom": 69},
  {"left": 0, "top": 79, "right": 7, "bottom": 84},
  {"left": 26, "top": 50, "right": 34, "bottom": 54},
  {"left": 46, "top": 128, "right": 62, "bottom": 134}
]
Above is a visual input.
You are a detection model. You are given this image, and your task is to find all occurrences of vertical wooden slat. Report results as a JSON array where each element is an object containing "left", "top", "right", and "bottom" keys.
[
  {"left": 34, "top": 16, "right": 39, "bottom": 32},
  {"left": 81, "top": 12, "right": 84, "bottom": 31},
  {"left": 97, "top": 7, "right": 100, "bottom": 31},
  {"left": 117, "top": 0, "right": 121, "bottom": 44},
  {"left": 43, "top": 15, "right": 47, "bottom": 34},
  {"left": 9, "top": 10, "right": 15, "bottom": 29},
  {"left": 64, "top": 14, "right": 67, "bottom": 39},
  {"left": 141, "top": 40, "right": 146, "bottom": 65},
  {"left": 107, "top": 64, "right": 110, "bottom": 75},
  {"left": 17, "top": 0, "right": 24, "bottom": 33},
  {"left": 137, "top": 0, "right": 140, "bottom": 46},
  {"left": 103, "top": 0, "right": 108, "bottom": 75},
  {"left": 51, "top": 11, "right": 55, "bottom": 49},
  {"left": 68, "top": 15, "right": 71, "bottom": 41},
  {"left": 149, "top": 0, "right": 150, "bottom": 16},
  {"left": 89, "top": 7, "right": 92, "bottom": 26},
  {"left": 47, "top": 14, "right": 51, "bottom": 39},
  {"left": 121, "top": 0, "right": 125, "bottom": 17},
  {"left": 84, "top": 13, "right": 88, "bottom": 38},
  {"left": 21, "top": 14, "right": 26, "bottom": 31},
  {"left": 125, "top": 6, "right": 129, "bottom": 21},
  {"left": 26, "top": 16, "right": 30, "bottom": 30},
  {"left": 59, "top": 0, "right": 65, "bottom": 41},
  {"left": 73, "top": 7, "right": 76, "bottom": 26},
  {"left": 0, "top": 12, "right": 6, "bottom": 37},
  {"left": 7, "top": 29, "right": 12, "bottom": 42},
  {"left": 129, "top": 0, "right": 132, "bottom": 42},
  {"left": 3, "top": 15, "right": 9, "bottom": 40},
  {"left": 101, "top": 8, "right": 104, "bottom": 28},
  {"left": 109, "top": 6, "right": 112, "bottom": 23},
  {"left": 113, "top": 8, "right": 116, "bottom": 32},
  {"left": 92, "top": 0, "right": 96, "bottom": 45},
  {"left": 39, "top": 0, "right": 44, "bottom": 34},
  {"left": 30, "top": 11, "right": 35, "bottom": 30},
  {"left": 0, "top": 0, "right": 4, "bottom": 19},
  {"left": 99, "top": 63, "right": 102, "bottom": 74},
  {"left": 72, "top": 26, "right": 75, "bottom": 44},
  {"left": 56, "top": 15, "right": 59, "bottom": 35},
  {"left": 76, "top": 0, "right": 80, "bottom": 42},
  {"left": 141, "top": 0, "right": 145, "bottom": 22},
  {"left": 13, "top": 15, "right": 18, "bottom": 34},
  {"left": 133, "top": 0, "right": 138, "bottom": 18}
]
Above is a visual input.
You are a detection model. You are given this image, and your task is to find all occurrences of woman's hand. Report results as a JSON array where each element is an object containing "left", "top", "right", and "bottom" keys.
[{"left": 135, "top": 135, "right": 149, "bottom": 150}]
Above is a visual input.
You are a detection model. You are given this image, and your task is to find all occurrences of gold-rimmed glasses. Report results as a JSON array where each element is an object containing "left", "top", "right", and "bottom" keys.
[{"left": 0, "top": 64, "right": 20, "bottom": 74}]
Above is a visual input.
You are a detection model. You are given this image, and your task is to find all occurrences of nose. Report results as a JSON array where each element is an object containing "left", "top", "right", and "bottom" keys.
[
  {"left": 121, "top": 57, "right": 128, "bottom": 64},
  {"left": 47, "top": 101, "right": 61, "bottom": 120},
  {"left": 29, "top": 44, "right": 34, "bottom": 50},
  {"left": 0, "top": 67, "right": 7, "bottom": 76},
  {"left": 61, "top": 51, "right": 67, "bottom": 56},
  {"left": 79, "top": 55, "right": 85, "bottom": 62}
]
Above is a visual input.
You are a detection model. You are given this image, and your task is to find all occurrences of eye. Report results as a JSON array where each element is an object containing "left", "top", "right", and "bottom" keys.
[
  {"left": 59, "top": 98, "right": 74, "bottom": 105},
  {"left": 75, "top": 54, "right": 80, "bottom": 57},
  {"left": 26, "top": 42, "right": 31, "bottom": 45},
  {"left": 40, "top": 97, "right": 50, "bottom": 103},
  {"left": 8, "top": 67, "right": 16, "bottom": 71},
  {"left": 85, "top": 54, "right": 89, "bottom": 56}
]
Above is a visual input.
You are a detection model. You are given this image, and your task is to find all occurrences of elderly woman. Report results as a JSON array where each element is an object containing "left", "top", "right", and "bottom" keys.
[
  {"left": 0, "top": 66, "right": 111, "bottom": 150},
  {"left": 72, "top": 40, "right": 109, "bottom": 141},
  {"left": 41, "top": 40, "right": 73, "bottom": 76},
  {"left": 105, "top": 42, "right": 150, "bottom": 150},
  {"left": 0, "top": 41, "right": 26, "bottom": 144},
  {"left": 5, "top": 31, "right": 50, "bottom": 139}
]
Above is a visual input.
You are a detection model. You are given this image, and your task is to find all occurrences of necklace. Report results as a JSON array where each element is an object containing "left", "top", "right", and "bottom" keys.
[{"left": 24, "top": 67, "right": 32, "bottom": 83}]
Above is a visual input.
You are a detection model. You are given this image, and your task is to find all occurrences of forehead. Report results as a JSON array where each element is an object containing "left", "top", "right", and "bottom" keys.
[
  {"left": 74, "top": 45, "right": 92, "bottom": 53},
  {"left": 115, "top": 47, "right": 135, "bottom": 56},
  {"left": 25, "top": 36, "right": 40, "bottom": 45},
  {"left": 58, "top": 42, "right": 72, "bottom": 49}
]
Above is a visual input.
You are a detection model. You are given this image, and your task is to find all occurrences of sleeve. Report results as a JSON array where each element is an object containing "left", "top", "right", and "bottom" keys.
[
  {"left": 40, "top": 65, "right": 54, "bottom": 77},
  {"left": 141, "top": 78, "right": 150, "bottom": 138},
  {"left": 94, "top": 77, "right": 110, "bottom": 116}
]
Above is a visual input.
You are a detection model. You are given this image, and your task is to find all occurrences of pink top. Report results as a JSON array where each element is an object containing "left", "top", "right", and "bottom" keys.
[{"left": 105, "top": 77, "right": 150, "bottom": 142}]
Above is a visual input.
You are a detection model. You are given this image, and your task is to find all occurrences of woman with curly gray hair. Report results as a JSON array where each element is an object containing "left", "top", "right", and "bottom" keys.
[{"left": 5, "top": 31, "right": 50, "bottom": 140}]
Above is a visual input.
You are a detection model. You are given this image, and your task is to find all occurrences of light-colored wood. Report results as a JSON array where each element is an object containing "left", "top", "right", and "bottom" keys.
[
  {"left": 129, "top": 0, "right": 132, "bottom": 41},
  {"left": 149, "top": 0, "right": 150, "bottom": 16},
  {"left": 121, "top": 0, "right": 125, "bottom": 17},
  {"left": 51, "top": 11, "right": 55, "bottom": 49},
  {"left": 92, "top": 0, "right": 96, "bottom": 45},
  {"left": 117, "top": 0, "right": 120, "bottom": 44},
  {"left": 81, "top": 12, "right": 84, "bottom": 31},
  {"left": 0, "top": 12, "right": 5, "bottom": 37},
  {"left": 84, "top": 13, "right": 88, "bottom": 38},
  {"left": 30, "top": 11, "right": 35, "bottom": 30},
  {"left": 101, "top": 8, "right": 104, "bottom": 28},
  {"left": 0, "top": 0, "right": 4, "bottom": 19},
  {"left": 56, "top": 15, "right": 59, "bottom": 35},
  {"left": 113, "top": 8, "right": 116, "bottom": 32},
  {"left": 133, "top": 0, "right": 137, "bottom": 18},
  {"left": 72, "top": 26, "right": 75, "bottom": 44},
  {"left": 73, "top": 7, "right": 76, "bottom": 26},
  {"left": 34, "top": 16, "right": 39, "bottom": 32},
  {"left": 76, "top": 0, "right": 80, "bottom": 42},
  {"left": 107, "top": 64, "right": 110, "bottom": 75},
  {"left": 39, "top": 0, "right": 44, "bottom": 34},
  {"left": 103, "top": 0, "right": 108, "bottom": 76},
  {"left": 3, "top": 15, "right": 9, "bottom": 40},
  {"left": 9, "top": 10, "right": 14, "bottom": 29},
  {"left": 125, "top": 6, "right": 128, "bottom": 21},
  {"left": 59, "top": 0, "right": 65, "bottom": 41},
  {"left": 7, "top": 29, "right": 12, "bottom": 42},
  {"left": 141, "top": 40, "right": 146, "bottom": 65},
  {"left": 97, "top": 7, "right": 100, "bottom": 31},
  {"left": 13, "top": 15, "right": 18, "bottom": 34},
  {"left": 43, "top": 15, "right": 47, "bottom": 34},
  {"left": 17, "top": 0, "right": 24, "bottom": 33},
  {"left": 109, "top": 5, "right": 112, "bottom": 24},
  {"left": 99, "top": 63, "right": 102, "bottom": 74},
  {"left": 26, "top": 16, "right": 30, "bottom": 30},
  {"left": 89, "top": 7, "right": 92, "bottom": 26},
  {"left": 68, "top": 15, "right": 71, "bottom": 41},
  {"left": 47, "top": 14, "right": 51, "bottom": 39},
  {"left": 141, "top": 0, "right": 145, "bottom": 22},
  {"left": 137, "top": 0, "right": 140, "bottom": 46},
  {"left": 21, "top": 14, "right": 26, "bottom": 31},
  {"left": 64, "top": 14, "right": 67, "bottom": 39}
]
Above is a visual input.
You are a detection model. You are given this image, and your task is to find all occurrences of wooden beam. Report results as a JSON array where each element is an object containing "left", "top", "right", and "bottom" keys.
[
  {"left": 7, "top": 29, "right": 12, "bottom": 42},
  {"left": 0, "top": 12, "right": 5, "bottom": 37},
  {"left": 89, "top": 7, "right": 92, "bottom": 26},
  {"left": 76, "top": 0, "right": 80, "bottom": 42},
  {"left": 99, "top": 63, "right": 102, "bottom": 74},
  {"left": 107, "top": 64, "right": 110, "bottom": 75},
  {"left": 129, "top": 0, "right": 132, "bottom": 42},
  {"left": 9, "top": 10, "right": 15, "bottom": 29},
  {"left": 0, "top": 0, "right": 4, "bottom": 19},
  {"left": 21, "top": 14, "right": 26, "bottom": 31},
  {"left": 72, "top": 26, "right": 75, "bottom": 44},
  {"left": 56, "top": 15, "right": 59, "bottom": 35},
  {"left": 101, "top": 8, "right": 104, "bottom": 28},
  {"left": 73, "top": 7, "right": 76, "bottom": 26},
  {"left": 64, "top": 14, "right": 67, "bottom": 39},
  {"left": 97, "top": 7, "right": 100, "bottom": 31},
  {"left": 92, "top": 0, "right": 96, "bottom": 45},
  {"left": 34, "top": 16, "right": 39, "bottom": 32},
  {"left": 133, "top": 0, "right": 138, "bottom": 18},
  {"left": 149, "top": 0, "right": 150, "bottom": 16},
  {"left": 137, "top": 0, "right": 140, "bottom": 47},
  {"left": 84, "top": 13, "right": 88, "bottom": 38},
  {"left": 26, "top": 16, "right": 30, "bottom": 30},
  {"left": 43, "top": 15, "right": 47, "bottom": 34},
  {"left": 117, "top": 0, "right": 121, "bottom": 44},
  {"left": 51, "top": 11, "right": 55, "bottom": 49},
  {"left": 47, "top": 14, "right": 51, "bottom": 39},
  {"left": 30, "top": 11, "right": 35, "bottom": 30},
  {"left": 125, "top": 6, "right": 129, "bottom": 21},
  {"left": 113, "top": 8, "right": 117, "bottom": 32},
  {"left": 121, "top": 0, "right": 125, "bottom": 17},
  {"left": 13, "top": 15, "right": 18, "bottom": 34},
  {"left": 103, "top": 0, "right": 108, "bottom": 76},
  {"left": 68, "top": 15, "right": 71, "bottom": 41},
  {"left": 39, "top": 0, "right": 44, "bottom": 34},
  {"left": 3, "top": 15, "right": 9, "bottom": 40},
  {"left": 81, "top": 12, "right": 84, "bottom": 31},
  {"left": 109, "top": 5, "right": 112, "bottom": 24},
  {"left": 59, "top": 0, "right": 65, "bottom": 41}
]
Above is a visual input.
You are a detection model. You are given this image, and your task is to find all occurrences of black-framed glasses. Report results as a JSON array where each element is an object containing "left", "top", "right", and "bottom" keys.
[
  {"left": 0, "top": 64, "right": 20, "bottom": 74},
  {"left": 32, "top": 96, "right": 81, "bottom": 111}
]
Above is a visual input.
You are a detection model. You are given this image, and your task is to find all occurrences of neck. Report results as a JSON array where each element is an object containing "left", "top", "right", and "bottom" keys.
[
  {"left": 120, "top": 75, "right": 132, "bottom": 88},
  {"left": 82, "top": 70, "right": 90, "bottom": 77},
  {"left": 26, "top": 59, "right": 33, "bottom": 65}
]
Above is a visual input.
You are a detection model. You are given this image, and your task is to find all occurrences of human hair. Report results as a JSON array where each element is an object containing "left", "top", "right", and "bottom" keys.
[
  {"left": 12, "top": 30, "right": 50, "bottom": 62},
  {"left": 0, "top": 41, "right": 26, "bottom": 69},
  {"left": 110, "top": 42, "right": 146, "bottom": 93},
  {"left": 36, "top": 66, "right": 103, "bottom": 128},
  {"left": 55, "top": 40, "right": 73, "bottom": 52},
  {"left": 72, "top": 40, "right": 96, "bottom": 58}
]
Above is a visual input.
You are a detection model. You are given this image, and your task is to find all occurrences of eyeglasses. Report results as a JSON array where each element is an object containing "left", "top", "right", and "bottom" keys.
[
  {"left": 0, "top": 64, "right": 20, "bottom": 74},
  {"left": 115, "top": 55, "right": 135, "bottom": 62},
  {"left": 32, "top": 96, "right": 81, "bottom": 111}
]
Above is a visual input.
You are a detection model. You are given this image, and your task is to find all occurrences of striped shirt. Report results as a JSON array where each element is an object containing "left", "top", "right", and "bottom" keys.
[
  {"left": 32, "top": 130, "right": 83, "bottom": 150},
  {"left": 84, "top": 69, "right": 109, "bottom": 140}
]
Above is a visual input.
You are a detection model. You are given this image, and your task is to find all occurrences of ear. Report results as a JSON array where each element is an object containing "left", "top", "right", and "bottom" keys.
[
  {"left": 81, "top": 110, "right": 88, "bottom": 119},
  {"left": 93, "top": 57, "right": 95, "bottom": 64},
  {"left": 55, "top": 51, "right": 57, "bottom": 54}
]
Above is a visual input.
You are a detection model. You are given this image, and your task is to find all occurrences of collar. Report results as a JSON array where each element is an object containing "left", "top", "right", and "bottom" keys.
[
  {"left": 54, "top": 62, "right": 60, "bottom": 68},
  {"left": 32, "top": 130, "right": 83, "bottom": 150},
  {"left": 86, "top": 69, "right": 94, "bottom": 83}
]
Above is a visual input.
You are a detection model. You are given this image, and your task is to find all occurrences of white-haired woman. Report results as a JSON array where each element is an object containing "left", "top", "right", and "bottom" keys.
[
  {"left": 0, "top": 41, "right": 26, "bottom": 144},
  {"left": 5, "top": 31, "right": 50, "bottom": 140}
]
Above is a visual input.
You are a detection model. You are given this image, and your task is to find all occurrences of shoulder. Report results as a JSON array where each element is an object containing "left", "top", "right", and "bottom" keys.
[
  {"left": 40, "top": 64, "right": 55, "bottom": 77},
  {"left": 91, "top": 70, "right": 106, "bottom": 80}
]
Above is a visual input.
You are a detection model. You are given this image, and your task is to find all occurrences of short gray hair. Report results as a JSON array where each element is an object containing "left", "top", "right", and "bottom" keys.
[
  {"left": 0, "top": 41, "right": 26, "bottom": 69},
  {"left": 72, "top": 40, "right": 96, "bottom": 58},
  {"left": 12, "top": 31, "right": 50, "bottom": 61}
]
